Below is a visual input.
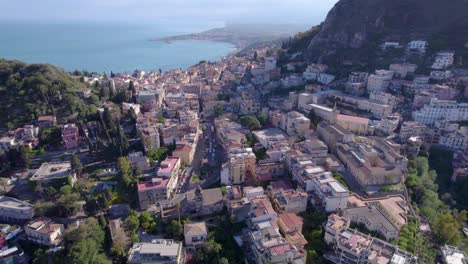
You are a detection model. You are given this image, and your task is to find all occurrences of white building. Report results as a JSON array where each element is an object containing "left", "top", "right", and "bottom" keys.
[
  {"left": 0, "top": 196, "right": 34, "bottom": 223},
  {"left": 303, "top": 64, "right": 328, "bottom": 81},
  {"left": 309, "top": 174, "right": 349, "bottom": 213},
  {"left": 432, "top": 51, "right": 455, "bottom": 70},
  {"left": 317, "top": 73, "right": 336, "bottom": 85},
  {"left": 441, "top": 245, "right": 467, "bottom": 264},
  {"left": 128, "top": 152, "right": 150, "bottom": 171},
  {"left": 389, "top": 63, "right": 417, "bottom": 79},
  {"left": 0, "top": 136, "right": 15, "bottom": 153},
  {"left": 281, "top": 111, "right": 311, "bottom": 136},
  {"left": 412, "top": 98, "right": 468, "bottom": 125},
  {"left": 407, "top": 40, "right": 427, "bottom": 53},
  {"left": 348, "top": 72, "right": 369, "bottom": 83},
  {"left": 128, "top": 240, "right": 183, "bottom": 264},
  {"left": 367, "top": 70, "right": 394, "bottom": 92}
]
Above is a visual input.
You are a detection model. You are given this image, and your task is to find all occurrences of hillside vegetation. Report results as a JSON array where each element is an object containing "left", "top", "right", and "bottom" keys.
[
  {"left": 282, "top": 0, "right": 468, "bottom": 72},
  {"left": 0, "top": 59, "right": 96, "bottom": 128}
]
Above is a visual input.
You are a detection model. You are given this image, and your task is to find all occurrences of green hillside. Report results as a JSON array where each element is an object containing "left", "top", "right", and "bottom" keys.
[{"left": 0, "top": 59, "right": 96, "bottom": 128}]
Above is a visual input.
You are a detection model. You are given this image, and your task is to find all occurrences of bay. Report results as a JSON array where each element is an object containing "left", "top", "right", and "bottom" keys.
[{"left": 0, "top": 20, "right": 236, "bottom": 73}]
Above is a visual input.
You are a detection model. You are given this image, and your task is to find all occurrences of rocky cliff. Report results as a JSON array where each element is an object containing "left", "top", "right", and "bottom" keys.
[{"left": 301, "top": 0, "right": 468, "bottom": 65}]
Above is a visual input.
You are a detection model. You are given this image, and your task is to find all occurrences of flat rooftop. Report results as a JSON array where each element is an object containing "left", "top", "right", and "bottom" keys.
[
  {"left": 129, "top": 240, "right": 181, "bottom": 259},
  {"left": 157, "top": 157, "right": 179, "bottom": 175},
  {"left": 0, "top": 196, "right": 34, "bottom": 210},
  {"left": 137, "top": 178, "right": 169, "bottom": 191},
  {"left": 31, "top": 162, "right": 72, "bottom": 181}
]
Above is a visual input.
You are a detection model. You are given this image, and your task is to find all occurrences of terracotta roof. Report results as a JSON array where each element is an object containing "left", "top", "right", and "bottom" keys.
[
  {"left": 279, "top": 213, "right": 303, "bottom": 230},
  {"left": 184, "top": 222, "right": 207, "bottom": 237}
]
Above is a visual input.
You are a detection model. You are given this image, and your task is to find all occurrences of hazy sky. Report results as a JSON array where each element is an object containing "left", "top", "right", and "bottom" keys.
[{"left": 0, "top": 0, "right": 338, "bottom": 25}]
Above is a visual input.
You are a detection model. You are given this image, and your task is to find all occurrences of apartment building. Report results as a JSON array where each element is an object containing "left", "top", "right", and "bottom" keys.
[
  {"left": 343, "top": 205, "right": 399, "bottom": 241},
  {"left": 323, "top": 214, "right": 417, "bottom": 264},
  {"left": 224, "top": 148, "right": 256, "bottom": 184},
  {"left": 137, "top": 178, "right": 170, "bottom": 210},
  {"left": 441, "top": 245, "right": 467, "bottom": 264},
  {"left": 277, "top": 213, "right": 307, "bottom": 249},
  {"left": 184, "top": 222, "right": 207, "bottom": 248},
  {"left": 399, "top": 121, "right": 427, "bottom": 142},
  {"left": 253, "top": 128, "right": 288, "bottom": 149},
  {"left": 255, "top": 159, "right": 285, "bottom": 182},
  {"left": 432, "top": 51, "right": 455, "bottom": 70},
  {"left": 272, "top": 189, "right": 308, "bottom": 214},
  {"left": 389, "top": 63, "right": 417, "bottom": 79},
  {"left": 128, "top": 240, "right": 183, "bottom": 264},
  {"left": 157, "top": 157, "right": 181, "bottom": 192},
  {"left": 376, "top": 115, "right": 401, "bottom": 136},
  {"left": 281, "top": 111, "right": 311, "bottom": 136},
  {"left": 412, "top": 98, "right": 468, "bottom": 125},
  {"left": 309, "top": 173, "right": 349, "bottom": 213},
  {"left": 294, "top": 138, "right": 328, "bottom": 165},
  {"left": 25, "top": 217, "right": 64, "bottom": 247},
  {"left": 127, "top": 152, "right": 150, "bottom": 171},
  {"left": 61, "top": 123, "right": 79, "bottom": 149},
  {"left": 407, "top": 40, "right": 427, "bottom": 53},
  {"left": 367, "top": 70, "right": 393, "bottom": 92},
  {"left": 0, "top": 196, "right": 34, "bottom": 223}
]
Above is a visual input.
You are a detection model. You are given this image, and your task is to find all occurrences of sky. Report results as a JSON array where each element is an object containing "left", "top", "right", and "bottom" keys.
[{"left": 0, "top": 0, "right": 338, "bottom": 26}]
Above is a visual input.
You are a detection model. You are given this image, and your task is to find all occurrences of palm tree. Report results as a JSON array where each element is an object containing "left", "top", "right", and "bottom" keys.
[
  {"left": 176, "top": 202, "right": 181, "bottom": 224},
  {"left": 0, "top": 178, "right": 7, "bottom": 193}
]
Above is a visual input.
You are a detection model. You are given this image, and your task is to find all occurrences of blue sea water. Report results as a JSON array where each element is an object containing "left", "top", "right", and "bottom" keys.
[{"left": 0, "top": 20, "right": 236, "bottom": 73}]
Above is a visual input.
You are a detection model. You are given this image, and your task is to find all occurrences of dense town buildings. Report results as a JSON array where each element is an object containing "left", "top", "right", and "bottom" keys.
[{"left": 2, "top": 19, "right": 468, "bottom": 264}]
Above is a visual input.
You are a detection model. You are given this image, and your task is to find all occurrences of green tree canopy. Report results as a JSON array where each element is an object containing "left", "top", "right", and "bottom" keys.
[
  {"left": 67, "top": 239, "right": 111, "bottom": 264},
  {"left": 239, "top": 115, "right": 262, "bottom": 130}
]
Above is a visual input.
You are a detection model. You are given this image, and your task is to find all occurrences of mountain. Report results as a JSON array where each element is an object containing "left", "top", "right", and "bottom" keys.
[
  {"left": 155, "top": 23, "right": 307, "bottom": 49},
  {"left": 286, "top": 0, "right": 468, "bottom": 69},
  {"left": 0, "top": 59, "right": 96, "bottom": 128}
]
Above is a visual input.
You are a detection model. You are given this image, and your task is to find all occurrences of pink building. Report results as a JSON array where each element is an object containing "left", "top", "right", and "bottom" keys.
[
  {"left": 157, "top": 156, "right": 181, "bottom": 193},
  {"left": 62, "top": 124, "right": 79, "bottom": 149},
  {"left": 137, "top": 178, "right": 170, "bottom": 210}
]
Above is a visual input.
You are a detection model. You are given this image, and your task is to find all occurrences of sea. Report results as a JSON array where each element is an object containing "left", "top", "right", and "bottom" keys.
[{"left": 0, "top": 20, "right": 236, "bottom": 74}]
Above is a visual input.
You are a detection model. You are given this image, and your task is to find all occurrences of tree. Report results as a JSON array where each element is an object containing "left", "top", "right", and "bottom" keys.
[
  {"left": 124, "top": 211, "right": 140, "bottom": 234},
  {"left": 239, "top": 115, "right": 261, "bottom": 130},
  {"left": 100, "top": 85, "right": 110, "bottom": 100},
  {"left": 34, "top": 201, "right": 54, "bottom": 216},
  {"left": 140, "top": 211, "right": 157, "bottom": 232},
  {"left": 220, "top": 257, "right": 229, "bottom": 264},
  {"left": 197, "top": 237, "right": 222, "bottom": 263},
  {"left": 59, "top": 185, "right": 72, "bottom": 195},
  {"left": 176, "top": 202, "right": 181, "bottom": 224},
  {"left": 213, "top": 104, "right": 223, "bottom": 117},
  {"left": 67, "top": 217, "right": 106, "bottom": 246},
  {"left": 111, "top": 224, "right": 130, "bottom": 257},
  {"left": 166, "top": 220, "right": 183, "bottom": 238},
  {"left": 246, "top": 133, "right": 256, "bottom": 147},
  {"left": 39, "top": 126, "right": 62, "bottom": 148},
  {"left": 8, "top": 145, "right": 31, "bottom": 169},
  {"left": 67, "top": 239, "right": 111, "bottom": 264},
  {"left": 117, "top": 157, "right": 133, "bottom": 188},
  {"left": 45, "top": 186, "right": 57, "bottom": 197},
  {"left": 56, "top": 193, "right": 80, "bottom": 217},
  {"left": 147, "top": 147, "right": 169, "bottom": 163},
  {"left": 0, "top": 178, "right": 7, "bottom": 193},
  {"left": 256, "top": 114, "right": 268, "bottom": 127},
  {"left": 433, "top": 213, "right": 462, "bottom": 245},
  {"left": 71, "top": 154, "right": 83, "bottom": 176}
]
